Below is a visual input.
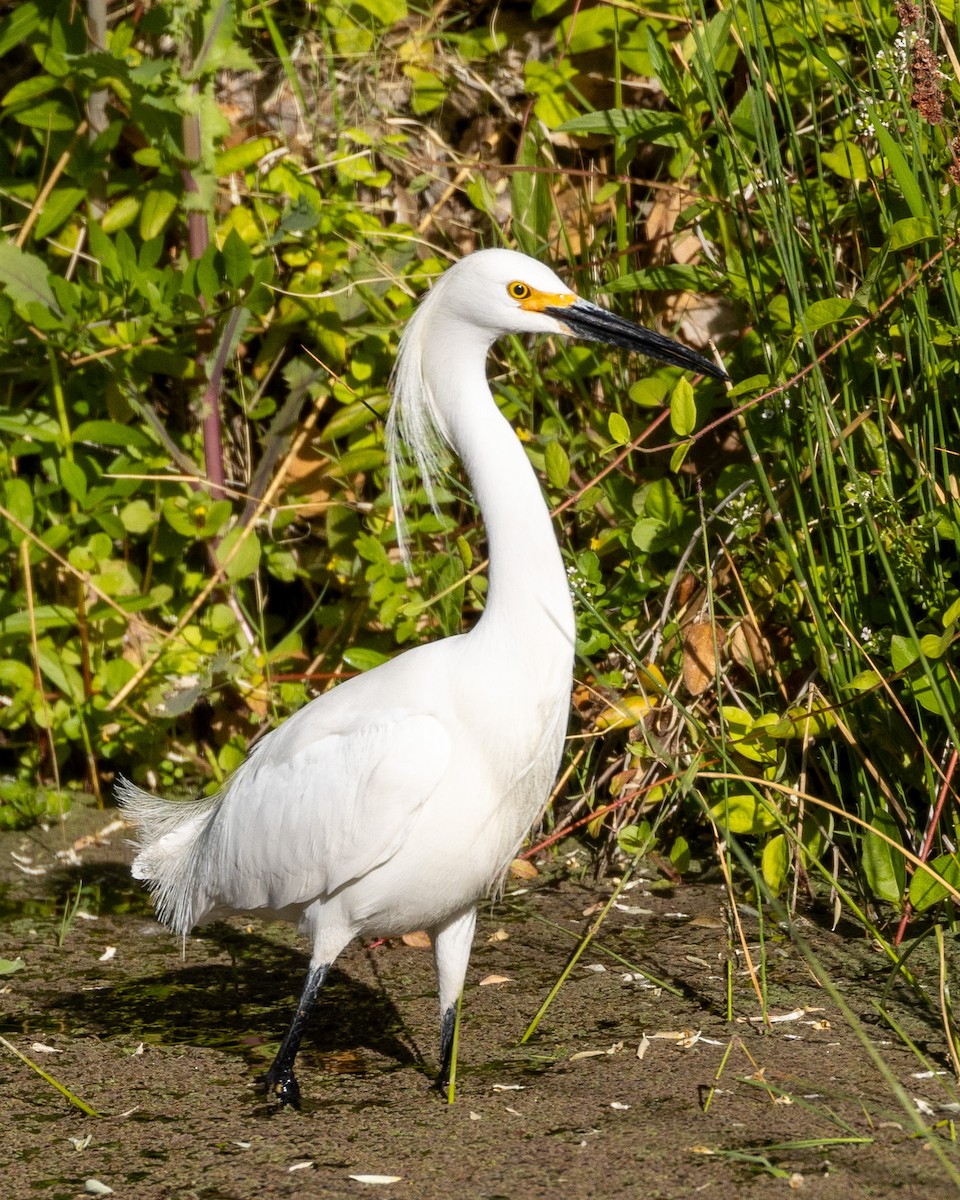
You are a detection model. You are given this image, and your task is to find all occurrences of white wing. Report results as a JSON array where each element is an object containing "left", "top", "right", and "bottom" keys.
[{"left": 198, "top": 705, "right": 452, "bottom": 916}]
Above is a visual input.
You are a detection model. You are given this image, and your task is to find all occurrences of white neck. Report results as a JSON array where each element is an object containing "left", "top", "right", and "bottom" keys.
[{"left": 420, "top": 335, "right": 575, "bottom": 659}]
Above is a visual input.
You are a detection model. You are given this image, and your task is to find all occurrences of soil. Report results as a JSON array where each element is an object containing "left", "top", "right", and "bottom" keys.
[{"left": 2, "top": 801, "right": 958, "bottom": 1199}]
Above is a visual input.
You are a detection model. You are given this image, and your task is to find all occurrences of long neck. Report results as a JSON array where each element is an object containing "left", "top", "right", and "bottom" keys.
[{"left": 423, "top": 337, "right": 575, "bottom": 655}]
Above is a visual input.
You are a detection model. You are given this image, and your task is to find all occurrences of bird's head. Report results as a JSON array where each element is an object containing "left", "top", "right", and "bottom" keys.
[
  {"left": 387, "top": 248, "right": 730, "bottom": 561},
  {"left": 413, "top": 247, "right": 729, "bottom": 381}
]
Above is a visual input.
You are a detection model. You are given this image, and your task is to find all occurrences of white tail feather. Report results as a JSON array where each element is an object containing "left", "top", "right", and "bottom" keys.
[{"left": 116, "top": 776, "right": 221, "bottom": 935}]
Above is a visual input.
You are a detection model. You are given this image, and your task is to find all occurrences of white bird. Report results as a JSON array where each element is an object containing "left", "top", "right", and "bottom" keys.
[{"left": 118, "top": 248, "right": 728, "bottom": 1108}]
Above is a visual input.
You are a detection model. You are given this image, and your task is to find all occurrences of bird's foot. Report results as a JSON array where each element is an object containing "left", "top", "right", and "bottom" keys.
[{"left": 263, "top": 1064, "right": 302, "bottom": 1110}]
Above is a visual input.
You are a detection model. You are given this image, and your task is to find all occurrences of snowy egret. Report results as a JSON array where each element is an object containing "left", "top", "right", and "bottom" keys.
[{"left": 119, "top": 248, "right": 728, "bottom": 1108}]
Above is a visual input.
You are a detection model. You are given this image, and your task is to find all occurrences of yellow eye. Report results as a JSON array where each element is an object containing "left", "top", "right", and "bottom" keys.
[{"left": 507, "top": 280, "right": 531, "bottom": 300}]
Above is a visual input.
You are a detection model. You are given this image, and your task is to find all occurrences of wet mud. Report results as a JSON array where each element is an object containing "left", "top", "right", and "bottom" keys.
[{"left": 2, "top": 802, "right": 958, "bottom": 1198}]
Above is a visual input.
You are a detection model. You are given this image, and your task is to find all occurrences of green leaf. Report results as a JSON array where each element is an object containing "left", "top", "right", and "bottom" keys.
[
  {"left": 215, "top": 527, "right": 261, "bottom": 581},
  {"left": 512, "top": 131, "right": 553, "bottom": 253},
  {"left": 909, "top": 853, "right": 960, "bottom": 911},
  {"left": 862, "top": 812, "right": 905, "bottom": 904},
  {"left": 2, "top": 75, "right": 60, "bottom": 107},
  {"left": 0, "top": 2, "right": 41, "bottom": 57},
  {"left": 669, "top": 440, "right": 691, "bottom": 474},
  {"left": 120, "top": 500, "right": 156, "bottom": 535},
  {"left": 631, "top": 516, "right": 663, "bottom": 553},
  {"left": 890, "top": 634, "right": 919, "bottom": 672},
  {"left": 669, "top": 835, "right": 691, "bottom": 874},
  {"left": 618, "top": 822, "right": 655, "bottom": 856},
  {"left": 0, "top": 239, "right": 60, "bottom": 316},
  {"left": 2, "top": 478, "right": 34, "bottom": 542},
  {"left": 669, "top": 377, "right": 696, "bottom": 437},
  {"left": 799, "top": 298, "right": 859, "bottom": 333},
  {"left": 0, "top": 957, "right": 25, "bottom": 975},
  {"left": 10, "top": 97, "right": 75, "bottom": 131},
  {"left": 558, "top": 108, "right": 689, "bottom": 148},
  {"left": 643, "top": 477, "right": 681, "bottom": 525},
  {"left": 605, "top": 264, "right": 717, "bottom": 293},
  {"left": 216, "top": 136, "right": 275, "bottom": 175},
  {"left": 709, "top": 792, "right": 778, "bottom": 835},
  {"left": 342, "top": 647, "right": 390, "bottom": 672},
  {"left": 73, "top": 420, "right": 152, "bottom": 449},
  {"left": 607, "top": 411, "right": 631, "bottom": 444},
  {"left": 886, "top": 216, "right": 936, "bottom": 251},
  {"left": 222, "top": 229, "right": 253, "bottom": 288},
  {"left": 943, "top": 597, "right": 960, "bottom": 628},
  {"left": 761, "top": 834, "right": 790, "bottom": 895},
  {"left": 544, "top": 440, "right": 570, "bottom": 489},
  {"left": 36, "top": 645, "right": 84, "bottom": 703},
  {"left": 139, "top": 189, "right": 178, "bottom": 241},
  {"left": 870, "top": 116, "right": 927, "bottom": 220},
  {"left": 59, "top": 459, "right": 87, "bottom": 504},
  {"left": 34, "top": 186, "right": 86, "bottom": 240},
  {"left": 101, "top": 196, "right": 141, "bottom": 235}
]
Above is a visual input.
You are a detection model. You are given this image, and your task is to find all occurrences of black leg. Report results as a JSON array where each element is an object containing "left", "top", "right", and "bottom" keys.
[
  {"left": 264, "top": 962, "right": 329, "bottom": 1109},
  {"left": 436, "top": 1002, "right": 457, "bottom": 1093}
]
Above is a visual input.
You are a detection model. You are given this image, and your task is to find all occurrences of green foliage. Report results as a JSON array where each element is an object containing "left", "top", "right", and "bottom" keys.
[{"left": 0, "top": 0, "right": 957, "bottom": 936}]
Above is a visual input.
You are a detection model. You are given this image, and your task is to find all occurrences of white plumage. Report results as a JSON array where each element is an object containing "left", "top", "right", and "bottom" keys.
[{"left": 119, "top": 248, "right": 727, "bottom": 1107}]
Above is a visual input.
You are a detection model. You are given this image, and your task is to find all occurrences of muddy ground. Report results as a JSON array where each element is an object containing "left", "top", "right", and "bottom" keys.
[{"left": 2, "top": 802, "right": 959, "bottom": 1199}]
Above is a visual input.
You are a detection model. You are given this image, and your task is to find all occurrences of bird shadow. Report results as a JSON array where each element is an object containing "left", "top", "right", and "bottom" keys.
[{"left": 38, "top": 863, "right": 426, "bottom": 1087}]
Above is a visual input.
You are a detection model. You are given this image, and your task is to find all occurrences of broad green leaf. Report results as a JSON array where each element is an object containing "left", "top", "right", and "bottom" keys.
[
  {"left": 886, "top": 216, "right": 936, "bottom": 251},
  {"left": 2, "top": 75, "right": 60, "bottom": 107},
  {"left": 908, "top": 657, "right": 960, "bottom": 718},
  {"left": 608, "top": 412, "right": 631, "bottom": 444},
  {"left": 216, "top": 527, "right": 261, "bottom": 581},
  {"left": 36, "top": 646, "right": 84, "bottom": 703},
  {"left": 0, "top": 958, "right": 25, "bottom": 975},
  {"left": 97, "top": 658, "right": 136, "bottom": 697},
  {"left": 643, "top": 477, "right": 681, "bottom": 525},
  {"left": 120, "top": 500, "right": 157, "bottom": 535},
  {"left": 909, "top": 853, "right": 960, "bottom": 911},
  {"left": 709, "top": 792, "right": 778, "bottom": 834},
  {"left": 670, "top": 835, "right": 691, "bottom": 874},
  {"left": 670, "top": 377, "right": 696, "bottom": 437},
  {"left": 862, "top": 812, "right": 905, "bottom": 904},
  {"left": 34, "top": 186, "right": 86, "bottom": 240},
  {"left": 215, "top": 136, "right": 275, "bottom": 175},
  {"left": 0, "top": 2, "right": 41, "bottom": 57},
  {"left": 511, "top": 131, "right": 552, "bottom": 253},
  {"left": 761, "top": 834, "right": 790, "bottom": 895},
  {"left": 618, "top": 822, "right": 655, "bottom": 856},
  {"left": 139, "top": 189, "right": 178, "bottom": 241},
  {"left": 821, "top": 143, "right": 870, "bottom": 182},
  {"left": 10, "top": 98, "right": 75, "bottom": 131},
  {"left": 73, "top": 420, "right": 152, "bottom": 449},
  {"left": 59, "top": 459, "right": 87, "bottom": 505},
  {"left": 222, "top": 229, "right": 253, "bottom": 288},
  {"left": 0, "top": 606, "right": 76, "bottom": 636},
  {"left": 544, "top": 440, "right": 570, "bottom": 489},
  {"left": 890, "top": 634, "right": 919, "bottom": 672},
  {"left": 342, "top": 647, "right": 390, "bottom": 672},
  {"left": 605, "top": 264, "right": 717, "bottom": 293},
  {"left": 799, "top": 298, "right": 859, "bottom": 333},
  {"left": 2, "top": 478, "right": 34, "bottom": 541},
  {"left": 669, "top": 440, "right": 691, "bottom": 473},
  {"left": 944, "top": 597, "right": 960, "bottom": 628},
  {"left": 0, "top": 239, "right": 60, "bottom": 315},
  {"left": 631, "top": 516, "right": 663, "bottom": 552}
]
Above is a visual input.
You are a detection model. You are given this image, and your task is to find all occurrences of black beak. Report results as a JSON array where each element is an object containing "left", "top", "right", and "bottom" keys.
[{"left": 545, "top": 298, "right": 730, "bottom": 382}]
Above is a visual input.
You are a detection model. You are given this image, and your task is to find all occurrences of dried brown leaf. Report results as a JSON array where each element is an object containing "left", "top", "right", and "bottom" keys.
[
  {"left": 400, "top": 930, "right": 431, "bottom": 949},
  {"left": 683, "top": 620, "right": 725, "bottom": 695}
]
